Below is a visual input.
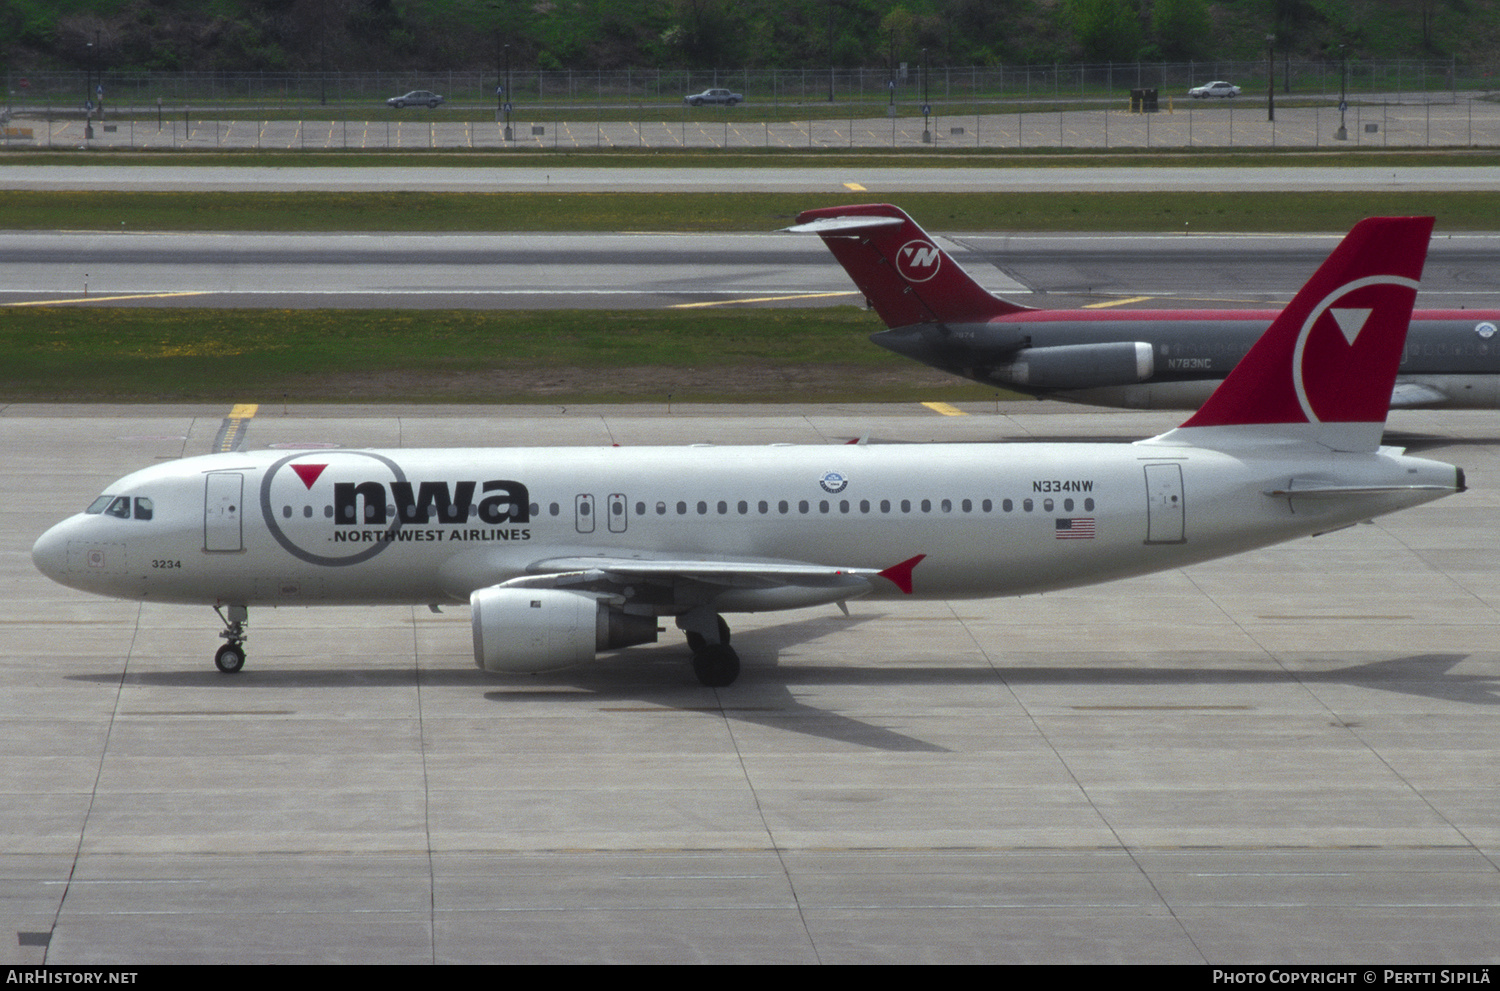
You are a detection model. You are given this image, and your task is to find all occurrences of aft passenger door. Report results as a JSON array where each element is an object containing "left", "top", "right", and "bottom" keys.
[{"left": 1143, "top": 463, "right": 1185, "bottom": 544}]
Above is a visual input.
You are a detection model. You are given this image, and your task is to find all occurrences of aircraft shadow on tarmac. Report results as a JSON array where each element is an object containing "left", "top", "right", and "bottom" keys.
[{"left": 67, "top": 627, "right": 1499, "bottom": 755}]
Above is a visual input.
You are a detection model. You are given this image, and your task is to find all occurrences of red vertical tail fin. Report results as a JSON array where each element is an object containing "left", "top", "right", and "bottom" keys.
[
  {"left": 784, "top": 203, "right": 1030, "bottom": 327},
  {"left": 1154, "top": 216, "right": 1432, "bottom": 452}
]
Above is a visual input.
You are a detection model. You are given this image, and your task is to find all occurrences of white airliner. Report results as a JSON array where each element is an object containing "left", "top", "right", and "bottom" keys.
[{"left": 32, "top": 216, "right": 1464, "bottom": 687}]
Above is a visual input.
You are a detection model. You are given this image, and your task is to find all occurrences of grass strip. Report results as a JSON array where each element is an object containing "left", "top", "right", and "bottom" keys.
[
  {"left": 6, "top": 189, "right": 1500, "bottom": 232},
  {"left": 0, "top": 305, "right": 1011, "bottom": 404}
]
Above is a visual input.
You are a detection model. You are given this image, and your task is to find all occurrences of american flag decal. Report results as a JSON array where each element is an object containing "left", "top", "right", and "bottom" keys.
[{"left": 1055, "top": 517, "right": 1096, "bottom": 539}]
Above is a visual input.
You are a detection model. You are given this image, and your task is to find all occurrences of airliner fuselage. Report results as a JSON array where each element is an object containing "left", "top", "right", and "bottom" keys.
[{"left": 34, "top": 442, "right": 1459, "bottom": 611}]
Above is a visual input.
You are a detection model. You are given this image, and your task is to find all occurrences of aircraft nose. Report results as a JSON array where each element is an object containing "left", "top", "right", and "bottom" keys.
[{"left": 32, "top": 523, "right": 70, "bottom": 584}]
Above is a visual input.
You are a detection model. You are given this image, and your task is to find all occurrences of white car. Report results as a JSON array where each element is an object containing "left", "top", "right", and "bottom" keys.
[
  {"left": 386, "top": 90, "right": 443, "bottom": 109},
  {"left": 1189, "top": 81, "right": 1241, "bottom": 99},
  {"left": 684, "top": 88, "right": 743, "bottom": 107}
]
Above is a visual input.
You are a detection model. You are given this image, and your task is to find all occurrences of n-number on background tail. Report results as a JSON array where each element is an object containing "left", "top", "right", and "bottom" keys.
[
  {"left": 1169, "top": 215, "right": 1433, "bottom": 452},
  {"left": 786, "top": 204, "right": 1027, "bottom": 327}
]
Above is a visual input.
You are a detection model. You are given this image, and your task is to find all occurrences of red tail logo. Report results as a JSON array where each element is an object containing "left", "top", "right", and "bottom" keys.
[
  {"left": 1291, "top": 276, "right": 1420, "bottom": 424},
  {"left": 896, "top": 240, "right": 942, "bottom": 282},
  {"left": 1180, "top": 216, "right": 1432, "bottom": 441}
]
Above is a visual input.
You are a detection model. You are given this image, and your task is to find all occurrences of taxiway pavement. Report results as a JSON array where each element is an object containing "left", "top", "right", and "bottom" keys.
[
  {"left": 3, "top": 402, "right": 1498, "bottom": 964},
  {"left": 1, "top": 229, "right": 1497, "bottom": 311}
]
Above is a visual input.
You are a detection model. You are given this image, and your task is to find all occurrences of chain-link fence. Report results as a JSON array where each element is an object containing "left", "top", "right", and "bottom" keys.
[
  {"left": 4, "top": 59, "right": 1485, "bottom": 110},
  {"left": 10, "top": 101, "right": 1497, "bottom": 152},
  {"left": 5, "top": 59, "right": 1497, "bottom": 151}
]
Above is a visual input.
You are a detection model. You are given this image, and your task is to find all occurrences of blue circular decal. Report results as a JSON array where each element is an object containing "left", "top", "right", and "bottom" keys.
[{"left": 819, "top": 471, "right": 849, "bottom": 494}]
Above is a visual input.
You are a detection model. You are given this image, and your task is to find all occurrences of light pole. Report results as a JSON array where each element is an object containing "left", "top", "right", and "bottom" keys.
[
  {"left": 827, "top": 0, "right": 835, "bottom": 102},
  {"left": 84, "top": 40, "right": 93, "bottom": 139},
  {"left": 887, "top": 27, "right": 895, "bottom": 111},
  {"left": 503, "top": 43, "right": 512, "bottom": 141},
  {"left": 1336, "top": 44, "right": 1348, "bottom": 140},
  {"left": 1266, "top": 34, "right": 1275, "bottom": 122},
  {"left": 921, "top": 47, "right": 930, "bottom": 143}
]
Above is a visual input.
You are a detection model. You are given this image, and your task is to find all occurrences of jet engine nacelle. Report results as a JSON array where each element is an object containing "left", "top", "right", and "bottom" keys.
[
  {"left": 470, "top": 587, "right": 659, "bottom": 673},
  {"left": 990, "top": 341, "right": 1155, "bottom": 389}
]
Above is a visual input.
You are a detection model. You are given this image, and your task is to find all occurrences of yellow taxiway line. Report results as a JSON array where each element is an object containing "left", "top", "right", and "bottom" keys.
[
  {"left": 671, "top": 292, "right": 858, "bottom": 309},
  {"left": 921, "top": 401, "right": 967, "bottom": 416},
  {"left": 5, "top": 291, "right": 210, "bottom": 307},
  {"left": 1082, "top": 296, "right": 1153, "bottom": 309},
  {"left": 213, "top": 404, "right": 259, "bottom": 454}
]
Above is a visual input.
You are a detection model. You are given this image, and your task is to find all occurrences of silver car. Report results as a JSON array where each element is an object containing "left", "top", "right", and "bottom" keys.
[
  {"left": 1189, "top": 81, "right": 1241, "bottom": 99},
  {"left": 684, "top": 88, "right": 743, "bottom": 107},
  {"left": 387, "top": 90, "right": 444, "bottom": 109}
]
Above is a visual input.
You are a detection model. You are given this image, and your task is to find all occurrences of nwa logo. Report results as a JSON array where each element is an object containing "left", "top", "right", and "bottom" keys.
[
  {"left": 895, "top": 239, "right": 942, "bottom": 283},
  {"left": 260, "top": 451, "right": 531, "bottom": 568},
  {"left": 333, "top": 479, "right": 528, "bottom": 525}
]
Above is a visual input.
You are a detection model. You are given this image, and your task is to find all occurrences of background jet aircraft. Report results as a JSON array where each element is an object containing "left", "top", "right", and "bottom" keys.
[
  {"left": 788, "top": 204, "right": 1500, "bottom": 410},
  {"left": 32, "top": 217, "right": 1462, "bottom": 687}
]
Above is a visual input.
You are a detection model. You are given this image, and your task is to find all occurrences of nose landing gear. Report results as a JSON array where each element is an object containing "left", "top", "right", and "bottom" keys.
[{"left": 213, "top": 604, "right": 248, "bottom": 673}]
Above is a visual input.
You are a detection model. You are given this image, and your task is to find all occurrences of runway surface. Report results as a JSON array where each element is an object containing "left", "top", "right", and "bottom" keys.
[
  {"left": 2, "top": 229, "right": 1497, "bottom": 311},
  {"left": 4, "top": 402, "right": 1498, "bottom": 964}
]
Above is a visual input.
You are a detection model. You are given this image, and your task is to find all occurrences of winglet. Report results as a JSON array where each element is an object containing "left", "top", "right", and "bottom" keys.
[
  {"left": 1151, "top": 216, "right": 1433, "bottom": 453},
  {"left": 784, "top": 204, "right": 1030, "bottom": 327},
  {"left": 877, "top": 554, "right": 926, "bottom": 595}
]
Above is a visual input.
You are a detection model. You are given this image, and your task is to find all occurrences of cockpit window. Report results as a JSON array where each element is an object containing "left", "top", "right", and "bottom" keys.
[{"left": 84, "top": 494, "right": 155, "bottom": 519}]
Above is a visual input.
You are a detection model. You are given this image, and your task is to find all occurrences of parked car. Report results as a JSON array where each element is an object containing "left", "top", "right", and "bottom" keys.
[
  {"left": 1188, "top": 81, "right": 1241, "bottom": 99},
  {"left": 387, "top": 90, "right": 444, "bottom": 109},
  {"left": 684, "top": 88, "right": 743, "bottom": 107}
]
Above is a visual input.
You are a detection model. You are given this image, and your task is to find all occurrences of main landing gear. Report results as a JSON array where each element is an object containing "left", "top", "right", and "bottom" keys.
[
  {"left": 679, "top": 610, "right": 739, "bottom": 687},
  {"left": 213, "top": 604, "right": 248, "bottom": 673}
]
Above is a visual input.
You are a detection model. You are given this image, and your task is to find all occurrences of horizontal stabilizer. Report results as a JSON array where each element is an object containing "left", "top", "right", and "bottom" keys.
[
  {"left": 782, "top": 215, "right": 905, "bottom": 235},
  {"left": 1389, "top": 382, "right": 1451, "bottom": 408},
  {"left": 1264, "top": 481, "right": 1464, "bottom": 498}
]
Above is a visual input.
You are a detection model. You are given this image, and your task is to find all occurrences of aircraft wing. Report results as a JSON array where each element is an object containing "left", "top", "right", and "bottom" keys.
[{"left": 496, "top": 552, "right": 925, "bottom": 598}]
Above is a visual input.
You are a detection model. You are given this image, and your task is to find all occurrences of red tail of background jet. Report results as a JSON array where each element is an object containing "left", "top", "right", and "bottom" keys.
[{"left": 787, "top": 203, "right": 1029, "bottom": 326}]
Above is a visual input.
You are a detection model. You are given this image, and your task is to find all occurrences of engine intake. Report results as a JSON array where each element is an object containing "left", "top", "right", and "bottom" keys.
[{"left": 471, "top": 587, "right": 658, "bottom": 673}]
